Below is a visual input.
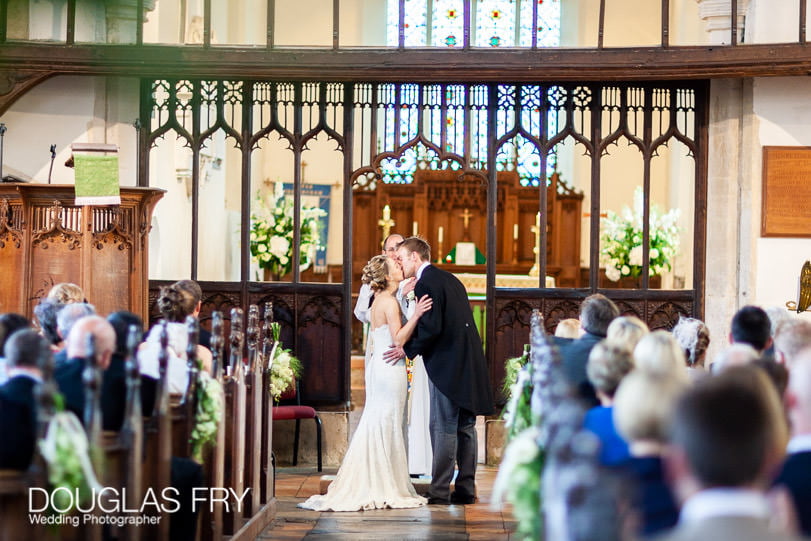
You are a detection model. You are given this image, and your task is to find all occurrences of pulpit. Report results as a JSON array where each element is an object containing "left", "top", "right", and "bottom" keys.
[{"left": 0, "top": 183, "right": 164, "bottom": 319}]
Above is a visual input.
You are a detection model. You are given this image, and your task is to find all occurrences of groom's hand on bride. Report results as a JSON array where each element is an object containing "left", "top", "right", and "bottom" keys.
[{"left": 383, "top": 345, "right": 405, "bottom": 365}]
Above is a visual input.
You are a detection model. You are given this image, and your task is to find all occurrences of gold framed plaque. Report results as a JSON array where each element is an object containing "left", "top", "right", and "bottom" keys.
[{"left": 762, "top": 146, "right": 811, "bottom": 237}]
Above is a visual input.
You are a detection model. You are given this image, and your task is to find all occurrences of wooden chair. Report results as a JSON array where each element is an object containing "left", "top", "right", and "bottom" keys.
[{"left": 272, "top": 380, "right": 322, "bottom": 472}]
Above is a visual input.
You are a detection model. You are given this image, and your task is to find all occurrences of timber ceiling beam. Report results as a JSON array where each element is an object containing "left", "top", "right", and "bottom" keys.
[{"left": 1, "top": 43, "right": 811, "bottom": 81}]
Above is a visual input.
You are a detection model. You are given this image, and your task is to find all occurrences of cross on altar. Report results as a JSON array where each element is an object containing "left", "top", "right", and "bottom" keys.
[
  {"left": 529, "top": 211, "right": 541, "bottom": 277},
  {"left": 460, "top": 208, "right": 473, "bottom": 241},
  {"left": 378, "top": 204, "right": 395, "bottom": 240}
]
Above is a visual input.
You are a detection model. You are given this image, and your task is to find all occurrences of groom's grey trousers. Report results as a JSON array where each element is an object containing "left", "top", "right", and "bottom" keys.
[{"left": 427, "top": 379, "right": 478, "bottom": 500}]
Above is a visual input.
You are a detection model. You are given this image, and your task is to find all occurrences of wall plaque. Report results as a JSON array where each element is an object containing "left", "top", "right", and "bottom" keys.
[{"left": 762, "top": 146, "right": 811, "bottom": 237}]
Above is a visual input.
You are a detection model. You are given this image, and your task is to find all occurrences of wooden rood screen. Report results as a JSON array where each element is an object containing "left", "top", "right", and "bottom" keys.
[{"left": 0, "top": 305, "right": 277, "bottom": 541}]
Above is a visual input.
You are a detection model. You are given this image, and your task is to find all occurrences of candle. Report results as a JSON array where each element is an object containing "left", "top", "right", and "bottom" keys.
[
  {"left": 412, "top": 221, "right": 418, "bottom": 236},
  {"left": 536, "top": 211, "right": 541, "bottom": 227},
  {"left": 383, "top": 204, "right": 391, "bottom": 220},
  {"left": 513, "top": 223, "right": 519, "bottom": 240},
  {"left": 438, "top": 226, "right": 444, "bottom": 243}
]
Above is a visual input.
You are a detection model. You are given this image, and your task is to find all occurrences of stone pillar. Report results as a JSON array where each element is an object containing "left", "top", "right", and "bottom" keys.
[
  {"left": 704, "top": 78, "right": 758, "bottom": 364},
  {"left": 695, "top": 0, "right": 751, "bottom": 44},
  {"left": 104, "top": 0, "right": 156, "bottom": 44}
]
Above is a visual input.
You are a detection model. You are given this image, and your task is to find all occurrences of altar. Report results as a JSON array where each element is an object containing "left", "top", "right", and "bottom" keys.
[{"left": 455, "top": 273, "right": 556, "bottom": 294}]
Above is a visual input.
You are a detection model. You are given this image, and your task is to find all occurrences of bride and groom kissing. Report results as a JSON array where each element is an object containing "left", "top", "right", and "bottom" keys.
[{"left": 299, "top": 235, "right": 494, "bottom": 511}]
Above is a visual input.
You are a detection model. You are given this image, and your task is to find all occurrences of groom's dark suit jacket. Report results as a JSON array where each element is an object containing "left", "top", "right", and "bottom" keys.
[{"left": 404, "top": 264, "right": 494, "bottom": 415}]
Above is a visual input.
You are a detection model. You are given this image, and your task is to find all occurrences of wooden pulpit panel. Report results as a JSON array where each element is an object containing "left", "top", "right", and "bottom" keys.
[{"left": 0, "top": 184, "right": 164, "bottom": 320}]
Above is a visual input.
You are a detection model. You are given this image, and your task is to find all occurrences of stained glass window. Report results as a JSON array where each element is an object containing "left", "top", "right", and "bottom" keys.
[{"left": 383, "top": 1, "right": 561, "bottom": 186}]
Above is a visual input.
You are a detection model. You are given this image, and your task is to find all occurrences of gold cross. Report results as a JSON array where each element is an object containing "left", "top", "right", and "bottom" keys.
[
  {"left": 378, "top": 204, "right": 395, "bottom": 240},
  {"left": 460, "top": 208, "right": 473, "bottom": 229}
]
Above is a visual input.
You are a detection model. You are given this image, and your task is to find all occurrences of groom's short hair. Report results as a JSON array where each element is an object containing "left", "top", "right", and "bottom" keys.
[{"left": 399, "top": 237, "right": 431, "bottom": 262}]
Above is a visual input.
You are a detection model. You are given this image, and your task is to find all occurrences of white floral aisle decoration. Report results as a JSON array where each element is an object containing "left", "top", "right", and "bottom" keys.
[
  {"left": 190, "top": 371, "right": 224, "bottom": 463},
  {"left": 250, "top": 182, "right": 326, "bottom": 280},
  {"left": 267, "top": 321, "right": 302, "bottom": 403},
  {"left": 501, "top": 345, "right": 533, "bottom": 442},
  {"left": 39, "top": 410, "right": 103, "bottom": 514},
  {"left": 600, "top": 186, "right": 681, "bottom": 282}
]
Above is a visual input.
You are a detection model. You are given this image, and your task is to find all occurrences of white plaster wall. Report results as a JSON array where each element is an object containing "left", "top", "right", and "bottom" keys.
[
  {"left": 752, "top": 77, "right": 811, "bottom": 316},
  {"left": 746, "top": 0, "right": 803, "bottom": 44},
  {"left": 1, "top": 75, "right": 138, "bottom": 186}
]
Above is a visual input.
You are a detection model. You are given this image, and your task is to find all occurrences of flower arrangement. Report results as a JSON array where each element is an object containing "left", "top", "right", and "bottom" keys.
[
  {"left": 39, "top": 410, "right": 103, "bottom": 514},
  {"left": 600, "top": 187, "right": 681, "bottom": 281},
  {"left": 268, "top": 322, "right": 302, "bottom": 403},
  {"left": 501, "top": 345, "right": 533, "bottom": 441},
  {"left": 492, "top": 427, "right": 544, "bottom": 541},
  {"left": 250, "top": 182, "right": 326, "bottom": 280},
  {"left": 190, "top": 371, "right": 224, "bottom": 463}
]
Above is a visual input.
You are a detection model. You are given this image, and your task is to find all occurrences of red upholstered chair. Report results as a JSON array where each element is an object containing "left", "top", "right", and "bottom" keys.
[{"left": 272, "top": 379, "right": 322, "bottom": 472}]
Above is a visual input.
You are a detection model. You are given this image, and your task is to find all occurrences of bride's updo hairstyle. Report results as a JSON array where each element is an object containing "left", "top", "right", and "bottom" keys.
[
  {"left": 362, "top": 254, "right": 389, "bottom": 292},
  {"left": 157, "top": 284, "right": 197, "bottom": 322}
]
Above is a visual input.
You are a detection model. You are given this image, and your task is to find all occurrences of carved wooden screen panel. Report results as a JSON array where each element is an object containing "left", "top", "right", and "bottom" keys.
[
  {"left": 28, "top": 201, "right": 84, "bottom": 313},
  {"left": 90, "top": 208, "right": 133, "bottom": 315},
  {"left": 0, "top": 199, "right": 24, "bottom": 313}
]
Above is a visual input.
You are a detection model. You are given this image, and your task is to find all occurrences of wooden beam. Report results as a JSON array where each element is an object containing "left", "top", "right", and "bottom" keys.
[{"left": 1, "top": 43, "right": 811, "bottom": 82}]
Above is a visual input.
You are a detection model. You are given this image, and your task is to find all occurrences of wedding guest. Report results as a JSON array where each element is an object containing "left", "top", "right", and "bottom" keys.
[
  {"left": 0, "top": 329, "right": 50, "bottom": 470},
  {"left": 607, "top": 315, "right": 649, "bottom": 351},
  {"left": 584, "top": 340, "right": 634, "bottom": 465},
  {"left": 47, "top": 282, "right": 86, "bottom": 305},
  {"left": 613, "top": 371, "right": 686, "bottom": 537},
  {"left": 54, "top": 315, "right": 117, "bottom": 425},
  {"left": 172, "top": 279, "right": 211, "bottom": 349},
  {"left": 633, "top": 330, "right": 687, "bottom": 381},
  {"left": 559, "top": 293, "right": 619, "bottom": 407},
  {"left": 661, "top": 365, "right": 798, "bottom": 541},
  {"left": 672, "top": 316, "right": 711, "bottom": 380},
  {"left": 731, "top": 305, "right": 773, "bottom": 354},
  {"left": 33, "top": 298, "right": 63, "bottom": 350},
  {"left": 774, "top": 318, "right": 811, "bottom": 369},
  {"left": 53, "top": 302, "right": 96, "bottom": 364},
  {"left": 138, "top": 284, "right": 212, "bottom": 393},
  {"left": 773, "top": 347, "right": 811, "bottom": 535},
  {"left": 712, "top": 343, "right": 760, "bottom": 373},
  {"left": 0, "top": 313, "right": 31, "bottom": 384},
  {"left": 555, "top": 318, "right": 581, "bottom": 339}
]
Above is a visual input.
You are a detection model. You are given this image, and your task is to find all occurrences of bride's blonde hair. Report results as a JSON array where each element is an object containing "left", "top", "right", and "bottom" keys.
[{"left": 362, "top": 255, "right": 389, "bottom": 292}]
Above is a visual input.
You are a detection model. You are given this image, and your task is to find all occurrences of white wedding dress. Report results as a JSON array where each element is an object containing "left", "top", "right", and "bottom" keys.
[{"left": 298, "top": 324, "right": 426, "bottom": 511}]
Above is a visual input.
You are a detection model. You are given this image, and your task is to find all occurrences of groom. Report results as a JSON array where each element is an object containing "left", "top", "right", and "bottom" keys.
[{"left": 386, "top": 236, "right": 494, "bottom": 504}]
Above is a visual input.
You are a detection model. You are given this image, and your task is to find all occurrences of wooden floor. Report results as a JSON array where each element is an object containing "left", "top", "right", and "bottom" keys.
[{"left": 258, "top": 465, "right": 516, "bottom": 540}]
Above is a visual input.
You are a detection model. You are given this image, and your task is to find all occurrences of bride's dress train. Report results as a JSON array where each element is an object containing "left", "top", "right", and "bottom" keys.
[{"left": 298, "top": 324, "right": 426, "bottom": 511}]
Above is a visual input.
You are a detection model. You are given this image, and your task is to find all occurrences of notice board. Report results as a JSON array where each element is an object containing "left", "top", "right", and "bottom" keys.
[{"left": 762, "top": 146, "right": 811, "bottom": 237}]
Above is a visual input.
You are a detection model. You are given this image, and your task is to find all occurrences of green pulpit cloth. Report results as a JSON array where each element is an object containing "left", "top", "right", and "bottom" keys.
[{"left": 74, "top": 154, "right": 120, "bottom": 205}]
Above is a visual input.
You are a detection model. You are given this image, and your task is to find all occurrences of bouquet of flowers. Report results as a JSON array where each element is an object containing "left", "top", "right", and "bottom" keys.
[
  {"left": 492, "top": 426, "right": 544, "bottom": 541},
  {"left": 250, "top": 182, "right": 326, "bottom": 280},
  {"left": 501, "top": 345, "right": 533, "bottom": 442},
  {"left": 600, "top": 187, "right": 681, "bottom": 281},
  {"left": 267, "top": 321, "right": 302, "bottom": 402},
  {"left": 190, "top": 371, "right": 224, "bottom": 463},
  {"left": 39, "top": 410, "right": 103, "bottom": 514}
]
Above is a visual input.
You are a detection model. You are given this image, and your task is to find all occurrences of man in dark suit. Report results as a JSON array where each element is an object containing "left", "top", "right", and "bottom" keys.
[
  {"left": 774, "top": 347, "right": 811, "bottom": 536},
  {"left": 660, "top": 366, "right": 801, "bottom": 541},
  {"left": 0, "top": 329, "right": 51, "bottom": 470},
  {"left": 388, "top": 237, "right": 494, "bottom": 505},
  {"left": 54, "top": 315, "right": 117, "bottom": 427},
  {"left": 559, "top": 293, "right": 618, "bottom": 407}
]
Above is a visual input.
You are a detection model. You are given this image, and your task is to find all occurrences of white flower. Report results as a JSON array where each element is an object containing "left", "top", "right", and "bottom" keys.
[
  {"left": 605, "top": 265, "right": 621, "bottom": 282},
  {"left": 621, "top": 265, "right": 631, "bottom": 276},
  {"left": 629, "top": 245, "right": 643, "bottom": 266},
  {"left": 269, "top": 236, "right": 290, "bottom": 258},
  {"left": 650, "top": 247, "right": 659, "bottom": 260}
]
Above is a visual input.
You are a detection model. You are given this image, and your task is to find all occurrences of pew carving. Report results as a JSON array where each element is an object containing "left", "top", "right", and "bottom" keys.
[{"left": 0, "top": 303, "right": 280, "bottom": 541}]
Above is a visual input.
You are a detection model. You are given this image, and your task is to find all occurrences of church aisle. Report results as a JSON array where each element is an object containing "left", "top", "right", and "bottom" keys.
[{"left": 258, "top": 465, "right": 516, "bottom": 540}]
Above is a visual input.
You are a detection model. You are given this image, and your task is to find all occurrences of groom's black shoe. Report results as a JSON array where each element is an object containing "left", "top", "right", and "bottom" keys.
[
  {"left": 450, "top": 492, "right": 477, "bottom": 505},
  {"left": 426, "top": 496, "right": 450, "bottom": 505}
]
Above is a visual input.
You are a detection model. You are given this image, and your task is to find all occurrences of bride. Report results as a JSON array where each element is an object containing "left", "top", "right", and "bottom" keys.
[{"left": 299, "top": 254, "right": 432, "bottom": 511}]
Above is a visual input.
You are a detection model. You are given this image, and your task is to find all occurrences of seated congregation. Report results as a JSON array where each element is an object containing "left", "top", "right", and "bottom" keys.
[
  {"left": 0, "top": 281, "right": 277, "bottom": 541},
  {"left": 4, "top": 280, "right": 811, "bottom": 540},
  {"left": 497, "top": 295, "right": 811, "bottom": 540}
]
